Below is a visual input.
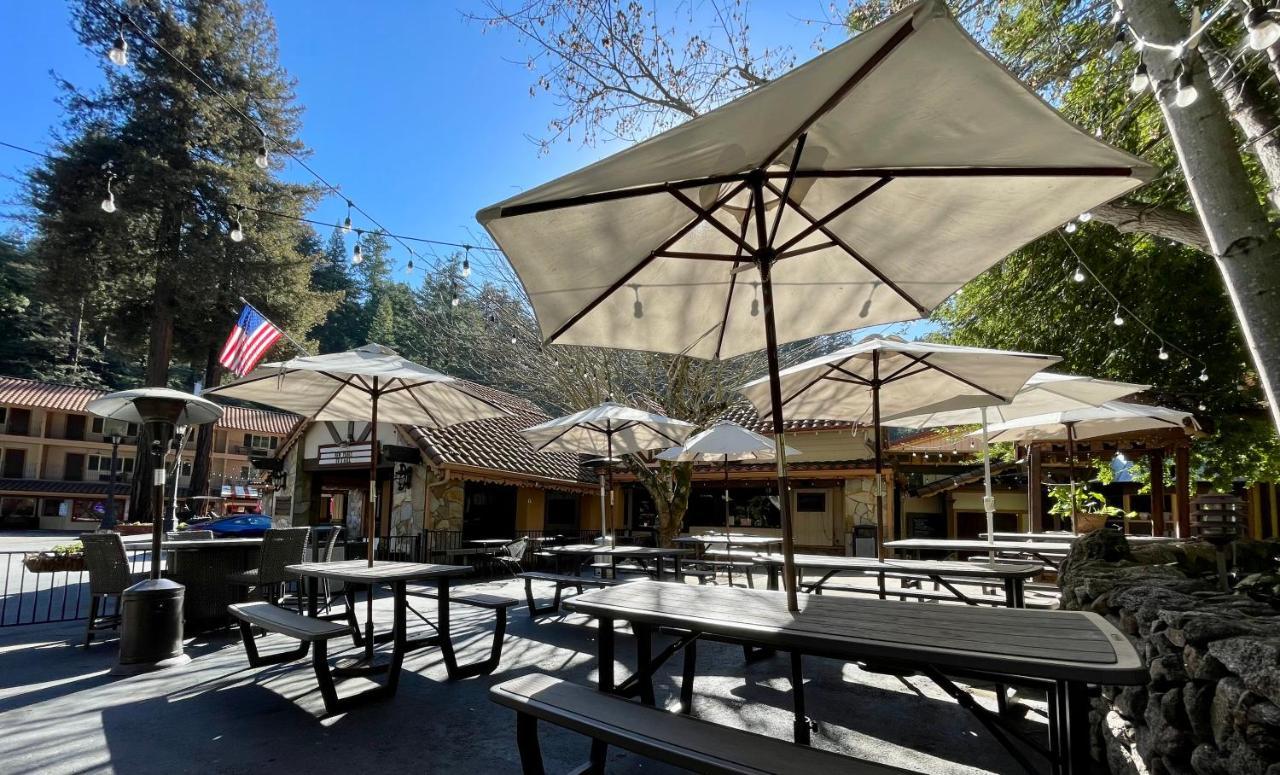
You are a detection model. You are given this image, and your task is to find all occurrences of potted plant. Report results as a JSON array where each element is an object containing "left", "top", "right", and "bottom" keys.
[
  {"left": 114, "top": 522, "right": 154, "bottom": 536},
  {"left": 1048, "top": 487, "right": 1135, "bottom": 533},
  {"left": 23, "top": 541, "right": 86, "bottom": 573}
]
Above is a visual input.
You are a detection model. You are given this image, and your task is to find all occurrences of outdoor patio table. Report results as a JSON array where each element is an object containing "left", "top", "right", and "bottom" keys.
[
  {"left": 981, "top": 531, "right": 1179, "bottom": 544},
  {"left": 287, "top": 560, "right": 471, "bottom": 692},
  {"left": 753, "top": 552, "right": 1041, "bottom": 608},
  {"left": 162, "top": 537, "right": 262, "bottom": 626},
  {"left": 674, "top": 534, "right": 781, "bottom": 586},
  {"left": 541, "top": 544, "right": 692, "bottom": 581},
  {"left": 564, "top": 581, "right": 1144, "bottom": 775},
  {"left": 885, "top": 538, "right": 1072, "bottom": 570}
]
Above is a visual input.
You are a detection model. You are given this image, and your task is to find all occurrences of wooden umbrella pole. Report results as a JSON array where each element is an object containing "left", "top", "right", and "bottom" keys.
[
  {"left": 365, "top": 378, "right": 378, "bottom": 661},
  {"left": 872, "top": 355, "right": 886, "bottom": 560},
  {"left": 980, "top": 406, "right": 995, "bottom": 566},
  {"left": 607, "top": 430, "right": 615, "bottom": 548},
  {"left": 723, "top": 455, "right": 731, "bottom": 529},
  {"left": 1066, "top": 421, "right": 1078, "bottom": 535}
]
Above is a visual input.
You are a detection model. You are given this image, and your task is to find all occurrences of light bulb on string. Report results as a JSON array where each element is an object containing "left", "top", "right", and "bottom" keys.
[
  {"left": 1158, "top": 345, "right": 1169, "bottom": 361},
  {"left": 1199, "top": 367, "right": 1209, "bottom": 382},
  {"left": 108, "top": 27, "right": 128, "bottom": 66},
  {"left": 1174, "top": 63, "right": 1198, "bottom": 108},
  {"left": 1073, "top": 265, "right": 1086, "bottom": 283},
  {"left": 254, "top": 140, "right": 269, "bottom": 170},
  {"left": 1113, "top": 307, "right": 1125, "bottom": 326},
  {"left": 450, "top": 283, "right": 460, "bottom": 307},
  {"left": 100, "top": 173, "right": 117, "bottom": 213},
  {"left": 510, "top": 334, "right": 517, "bottom": 345},
  {"left": 352, "top": 233, "right": 364, "bottom": 265},
  {"left": 1197, "top": 402, "right": 1206, "bottom": 411},
  {"left": 1078, "top": 211, "right": 1092, "bottom": 223},
  {"left": 1064, "top": 221, "right": 1077, "bottom": 234},
  {"left": 229, "top": 212, "right": 244, "bottom": 242},
  {"left": 462, "top": 247, "right": 472, "bottom": 278},
  {"left": 1246, "top": 6, "right": 1280, "bottom": 51},
  {"left": 406, "top": 259, "right": 414, "bottom": 273},
  {"left": 1130, "top": 62, "right": 1150, "bottom": 93}
]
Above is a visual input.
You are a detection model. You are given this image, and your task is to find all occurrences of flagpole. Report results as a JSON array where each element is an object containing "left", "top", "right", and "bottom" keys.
[{"left": 237, "top": 296, "right": 311, "bottom": 357}]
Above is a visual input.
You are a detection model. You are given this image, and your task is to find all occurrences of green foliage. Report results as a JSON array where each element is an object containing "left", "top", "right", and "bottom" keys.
[{"left": 1047, "top": 485, "right": 1136, "bottom": 520}]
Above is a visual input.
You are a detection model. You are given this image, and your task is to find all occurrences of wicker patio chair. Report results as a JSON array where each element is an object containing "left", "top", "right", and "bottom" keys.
[
  {"left": 495, "top": 537, "right": 529, "bottom": 577},
  {"left": 226, "top": 527, "right": 309, "bottom": 611},
  {"left": 80, "top": 532, "right": 137, "bottom": 647}
]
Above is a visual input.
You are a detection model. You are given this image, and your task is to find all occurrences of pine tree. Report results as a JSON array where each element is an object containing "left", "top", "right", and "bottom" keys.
[{"left": 28, "top": 0, "right": 335, "bottom": 521}]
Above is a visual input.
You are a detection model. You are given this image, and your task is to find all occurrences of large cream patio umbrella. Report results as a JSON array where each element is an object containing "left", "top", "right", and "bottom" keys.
[
  {"left": 882, "top": 373, "right": 1148, "bottom": 550},
  {"left": 740, "top": 336, "right": 1060, "bottom": 559},
  {"left": 979, "top": 402, "right": 1201, "bottom": 530},
  {"left": 478, "top": 0, "right": 1151, "bottom": 609},
  {"left": 206, "top": 344, "right": 509, "bottom": 659},
  {"left": 519, "top": 401, "right": 696, "bottom": 544}
]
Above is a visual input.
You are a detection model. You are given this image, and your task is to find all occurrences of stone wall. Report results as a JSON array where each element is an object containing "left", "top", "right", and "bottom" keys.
[{"left": 1058, "top": 531, "right": 1280, "bottom": 774}]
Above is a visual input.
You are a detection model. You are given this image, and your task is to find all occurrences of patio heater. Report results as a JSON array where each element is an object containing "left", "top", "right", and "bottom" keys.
[
  {"left": 87, "top": 388, "right": 222, "bottom": 675},
  {"left": 1191, "top": 493, "right": 1247, "bottom": 592}
]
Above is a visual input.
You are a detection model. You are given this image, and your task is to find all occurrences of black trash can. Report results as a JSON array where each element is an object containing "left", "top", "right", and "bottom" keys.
[
  {"left": 850, "top": 525, "right": 878, "bottom": 558},
  {"left": 118, "top": 578, "right": 185, "bottom": 666}
]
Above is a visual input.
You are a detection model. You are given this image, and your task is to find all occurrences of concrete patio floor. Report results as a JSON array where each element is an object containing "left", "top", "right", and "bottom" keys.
[{"left": 0, "top": 577, "right": 1052, "bottom": 774}]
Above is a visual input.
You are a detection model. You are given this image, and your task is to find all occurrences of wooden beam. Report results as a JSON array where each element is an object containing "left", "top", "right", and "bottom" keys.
[
  {"left": 1174, "top": 445, "right": 1191, "bottom": 538},
  {"left": 1148, "top": 448, "right": 1166, "bottom": 537},
  {"left": 1028, "top": 445, "right": 1044, "bottom": 532}
]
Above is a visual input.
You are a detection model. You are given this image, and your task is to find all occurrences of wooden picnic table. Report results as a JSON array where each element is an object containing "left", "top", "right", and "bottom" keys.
[
  {"left": 753, "top": 552, "right": 1042, "bottom": 608},
  {"left": 564, "top": 581, "right": 1144, "bottom": 775},
  {"left": 287, "top": 560, "right": 471, "bottom": 696},
  {"left": 981, "top": 530, "right": 1179, "bottom": 544},
  {"left": 885, "top": 538, "right": 1072, "bottom": 570},
  {"left": 674, "top": 534, "right": 782, "bottom": 585},
  {"left": 162, "top": 536, "right": 262, "bottom": 626},
  {"left": 541, "top": 544, "right": 692, "bottom": 581}
]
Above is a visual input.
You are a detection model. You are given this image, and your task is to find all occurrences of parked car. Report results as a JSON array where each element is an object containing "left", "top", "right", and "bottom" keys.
[{"left": 191, "top": 514, "right": 272, "bottom": 537}]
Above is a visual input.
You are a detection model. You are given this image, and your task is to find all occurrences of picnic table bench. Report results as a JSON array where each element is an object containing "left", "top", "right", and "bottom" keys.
[
  {"left": 491, "top": 673, "right": 917, "bottom": 775},
  {"left": 517, "top": 571, "right": 622, "bottom": 616},
  {"left": 564, "top": 581, "right": 1144, "bottom": 775},
  {"left": 884, "top": 538, "right": 1072, "bottom": 570},
  {"left": 405, "top": 587, "right": 517, "bottom": 678}
]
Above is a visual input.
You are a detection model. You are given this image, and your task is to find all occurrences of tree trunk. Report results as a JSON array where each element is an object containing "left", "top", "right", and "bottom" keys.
[
  {"left": 1201, "top": 39, "right": 1280, "bottom": 199},
  {"left": 1088, "top": 199, "right": 1210, "bottom": 251},
  {"left": 1126, "top": 0, "right": 1280, "bottom": 434},
  {"left": 186, "top": 344, "right": 221, "bottom": 511}
]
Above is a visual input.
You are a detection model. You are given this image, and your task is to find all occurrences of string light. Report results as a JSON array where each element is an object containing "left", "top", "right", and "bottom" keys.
[
  {"left": 254, "top": 133, "right": 269, "bottom": 169},
  {"left": 1113, "top": 306, "right": 1125, "bottom": 326},
  {"left": 229, "top": 209, "right": 244, "bottom": 242},
  {"left": 406, "top": 258, "right": 414, "bottom": 273},
  {"left": 1174, "top": 63, "right": 1199, "bottom": 108},
  {"left": 1064, "top": 221, "right": 1078, "bottom": 233},
  {"left": 352, "top": 232, "right": 364, "bottom": 265},
  {"left": 342, "top": 200, "right": 353, "bottom": 234},
  {"left": 1072, "top": 265, "right": 1086, "bottom": 283},
  {"left": 108, "top": 20, "right": 128, "bottom": 67},
  {"left": 100, "top": 168, "right": 117, "bottom": 213},
  {"left": 1245, "top": 6, "right": 1280, "bottom": 51},
  {"left": 1158, "top": 344, "right": 1169, "bottom": 361},
  {"left": 1197, "top": 402, "right": 1207, "bottom": 411},
  {"left": 462, "top": 247, "right": 471, "bottom": 278},
  {"left": 450, "top": 282, "right": 460, "bottom": 307},
  {"left": 1199, "top": 368, "right": 1210, "bottom": 383},
  {"left": 1130, "top": 63, "right": 1150, "bottom": 93},
  {"left": 1078, "top": 211, "right": 1093, "bottom": 223}
]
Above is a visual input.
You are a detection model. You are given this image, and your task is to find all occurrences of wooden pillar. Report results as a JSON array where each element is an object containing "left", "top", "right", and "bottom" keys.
[
  {"left": 1027, "top": 445, "right": 1044, "bottom": 532},
  {"left": 1148, "top": 448, "right": 1166, "bottom": 537},
  {"left": 1174, "top": 445, "right": 1191, "bottom": 538}
]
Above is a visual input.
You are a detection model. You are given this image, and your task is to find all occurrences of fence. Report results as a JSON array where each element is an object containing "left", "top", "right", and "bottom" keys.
[{"left": 0, "top": 527, "right": 614, "bottom": 628}]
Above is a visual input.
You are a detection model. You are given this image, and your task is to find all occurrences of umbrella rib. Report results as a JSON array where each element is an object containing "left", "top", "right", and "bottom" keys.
[
  {"left": 668, "top": 187, "right": 757, "bottom": 254},
  {"left": 775, "top": 355, "right": 863, "bottom": 414},
  {"left": 768, "top": 133, "right": 807, "bottom": 247},
  {"left": 652, "top": 251, "right": 748, "bottom": 261},
  {"left": 774, "top": 177, "right": 891, "bottom": 255},
  {"left": 497, "top": 172, "right": 750, "bottom": 219},
  {"left": 713, "top": 201, "right": 756, "bottom": 360},
  {"left": 307, "top": 375, "right": 357, "bottom": 420},
  {"left": 777, "top": 241, "right": 837, "bottom": 260},
  {"left": 404, "top": 388, "right": 443, "bottom": 427},
  {"left": 892, "top": 352, "right": 1011, "bottom": 399},
  {"left": 529, "top": 422, "right": 583, "bottom": 453},
  {"left": 765, "top": 180, "right": 929, "bottom": 317},
  {"left": 775, "top": 166, "right": 1142, "bottom": 179},
  {"left": 544, "top": 181, "right": 749, "bottom": 345},
  {"left": 761, "top": 16, "right": 917, "bottom": 166}
]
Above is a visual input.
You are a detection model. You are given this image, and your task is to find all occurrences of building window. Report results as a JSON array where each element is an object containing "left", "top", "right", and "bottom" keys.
[
  {"left": 243, "top": 434, "right": 278, "bottom": 451},
  {"left": 796, "top": 492, "right": 828, "bottom": 512},
  {"left": 86, "top": 455, "right": 134, "bottom": 479},
  {"left": 91, "top": 418, "right": 138, "bottom": 437},
  {"left": 2, "top": 449, "right": 25, "bottom": 479},
  {"left": 6, "top": 408, "right": 30, "bottom": 436}
]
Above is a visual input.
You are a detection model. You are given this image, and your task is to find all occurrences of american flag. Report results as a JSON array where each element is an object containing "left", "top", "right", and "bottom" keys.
[{"left": 219, "top": 305, "right": 283, "bottom": 377}]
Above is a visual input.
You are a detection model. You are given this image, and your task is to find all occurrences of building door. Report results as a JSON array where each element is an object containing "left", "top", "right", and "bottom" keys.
[
  {"left": 793, "top": 489, "right": 835, "bottom": 546},
  {"left": 65, "top": 414, "right": 86, "bottom": 441},
  {"left": 64, "top": 453, "right": 85, "bottom": 482},
  {"left": 2, "top": 449, "right": 25, "bottom": 479},
  {"left": 545, "top": 491, "right": 580, "bottom": 534}
]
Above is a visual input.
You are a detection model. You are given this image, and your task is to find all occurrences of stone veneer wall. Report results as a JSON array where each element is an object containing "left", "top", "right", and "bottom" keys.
[{"left": 1058, "top": 532, "right": 1280, "bottom": 774}]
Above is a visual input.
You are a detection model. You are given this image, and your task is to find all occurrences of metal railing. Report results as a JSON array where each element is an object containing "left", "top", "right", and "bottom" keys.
[{"left": 0, "top": 548, "right": 151, "bottom": 628}]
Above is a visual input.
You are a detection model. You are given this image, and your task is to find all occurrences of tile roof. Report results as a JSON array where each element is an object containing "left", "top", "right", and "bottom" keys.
[
  {"left": 0, "top": 375, "right": 301, "bottom": 436},
  {"left": 716, "top": 400, "right": 855, "bottom": 433},
  {"left": 406, "top": 381, "right": 595, "bottom": 487}
]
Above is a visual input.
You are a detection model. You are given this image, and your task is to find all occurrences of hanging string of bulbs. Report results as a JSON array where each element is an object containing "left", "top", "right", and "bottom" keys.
[{"left": 1112, "top": 1, "right": 1280, "bottom": 108}]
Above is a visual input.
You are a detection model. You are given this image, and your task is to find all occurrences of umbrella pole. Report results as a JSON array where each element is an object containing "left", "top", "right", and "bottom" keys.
[
  {"left": 981, "top": 406, "right": 995, "bottom": 566},
  {"left": 757, "top": 256, "right": 799, "bottom": 612},
  {"left": 607, "top": 432, "right": 615, "bottom": 548},
  {"left": 598, "top": 472, "right": 607, "bottom": 540},
  {"left": 872, "top": 357, "right": 884, "bottom": 561},
  {"left": 365, "top": 379, "right": 378, "bottom": 661},
  {"left": 723, "top": 455, "right": 731, "bottom": 529},
  {"left": 1067, "top": 422, "right": 1078, "bottom": 535}
]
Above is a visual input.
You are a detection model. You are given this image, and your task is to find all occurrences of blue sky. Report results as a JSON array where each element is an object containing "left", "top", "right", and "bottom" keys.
[{"left": 0, "top": 0, "right": 929, "bottom": 339}]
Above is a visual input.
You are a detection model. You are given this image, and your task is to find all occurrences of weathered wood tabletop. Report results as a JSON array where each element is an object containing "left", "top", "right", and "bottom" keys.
[
  {"left": 754, "top": 552, "right": 1042, "bottom": 579},
  {"left": 885, "top": 538, "right": 1073, "bottom": 557},
  {"left": 287, "top": 559, "right": 471, "bottom": 583}
]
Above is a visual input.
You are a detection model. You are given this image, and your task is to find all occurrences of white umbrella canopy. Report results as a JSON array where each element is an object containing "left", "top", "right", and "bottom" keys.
[
  {"left": 520, "top": 401, "right": 697, "bottom": 457},
  {"left": 205, "top": 344, "right": 507, "bottom": 426},
  {"left": 520, "top": 402, "right": 696, "bottom": 543},
  {"left": 981, "top": 401, "right": 1200, "bottom": 443},
  {"left": 479, "top": 0, "right": 1148, "bottom": 610},
  {"left": 655, "top": 421, "right": 800, "bottom": 462},
  {"left": 882, "top": 373, "right": 1150, "bottom": 428}
]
